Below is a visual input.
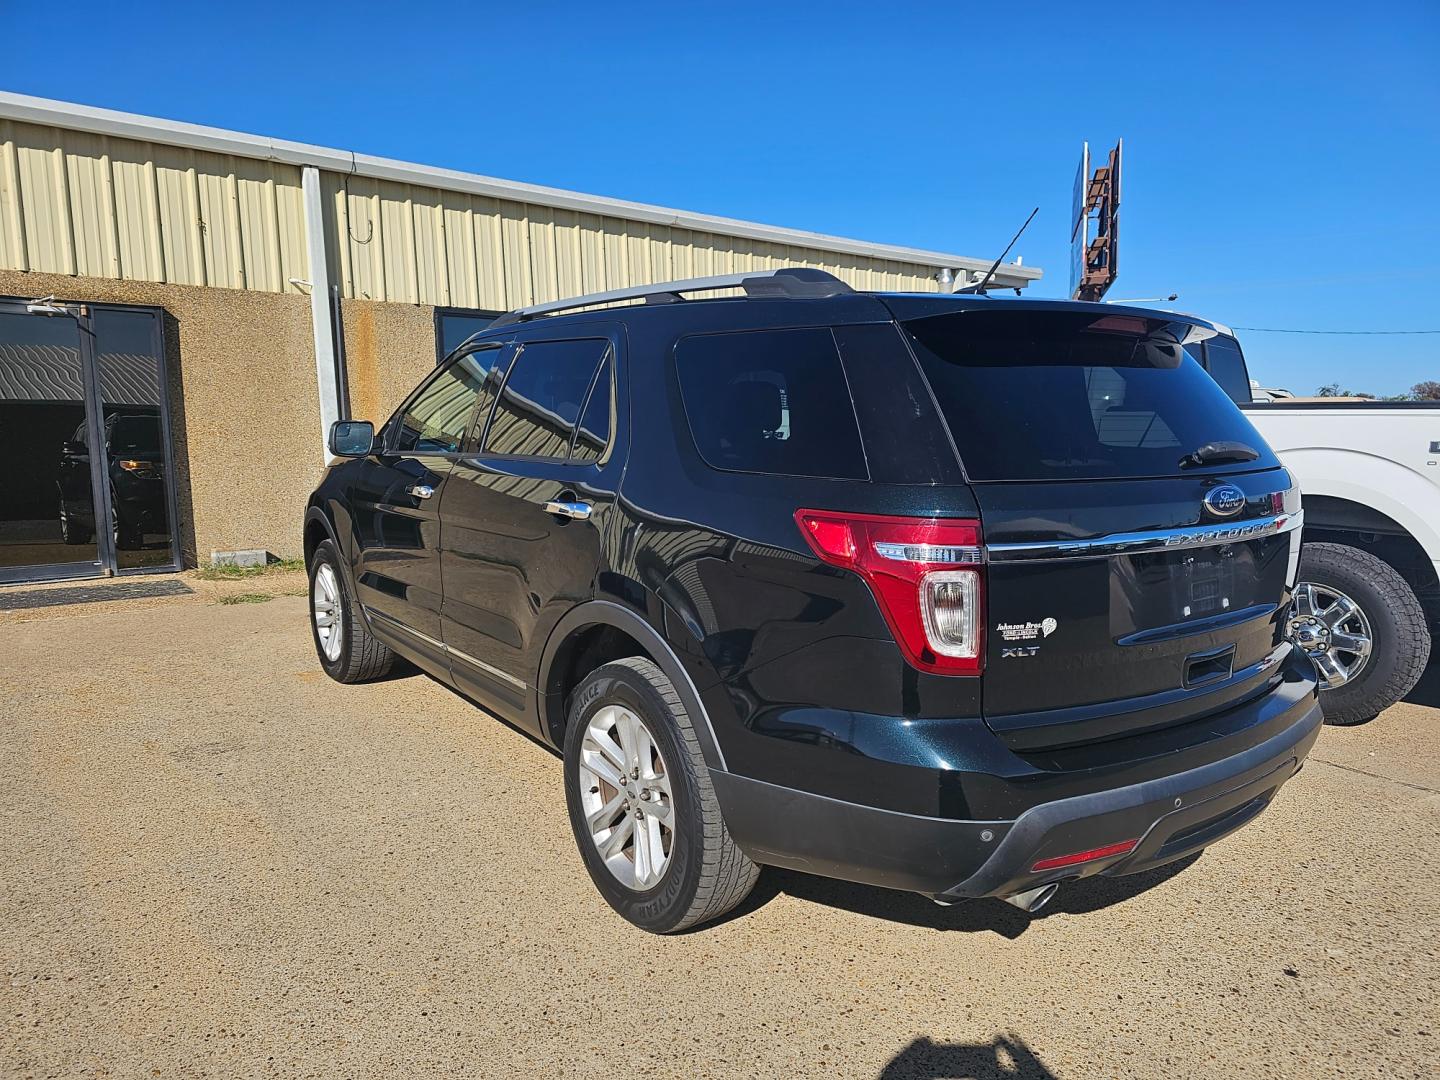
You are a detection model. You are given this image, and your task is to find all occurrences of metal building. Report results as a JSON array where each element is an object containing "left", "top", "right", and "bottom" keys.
[{"left": 0, "top": 91, "right": 1041, "bottom": 582}]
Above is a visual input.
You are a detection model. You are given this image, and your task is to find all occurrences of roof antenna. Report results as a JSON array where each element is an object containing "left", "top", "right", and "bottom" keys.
[{"left": 956, "top": 207, "right": 1039, "bottom": 295}]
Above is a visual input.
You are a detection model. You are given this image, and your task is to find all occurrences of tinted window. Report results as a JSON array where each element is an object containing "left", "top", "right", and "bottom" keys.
[
  {"left": 109, "top": 413, "right": 160, "bottom": 455},
  {"left": 570, "top": 354, "right": 612, "bottom": 464},
  {"left": 392, "top": 348, "right": 501, "bottom": 454},
  {"left": 1203, "top": 335, "right": 1252, "bottom": 403},
  {"left": 436, "top": 309, "right": 502, "bottom": 364},
  {"left": 483, "top": 338, "right": 610, "bottom": 459},
  {"left": 674, "top": 328, "right": 867, "bottom": 480},
  {"left": 905, "top": 310, "right": 1274, "bottom": 482}
]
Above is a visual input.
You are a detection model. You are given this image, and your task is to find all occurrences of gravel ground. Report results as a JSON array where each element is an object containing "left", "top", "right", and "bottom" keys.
[{"left": 2, "top": 590, "right": 1436, "bottom": 1079}]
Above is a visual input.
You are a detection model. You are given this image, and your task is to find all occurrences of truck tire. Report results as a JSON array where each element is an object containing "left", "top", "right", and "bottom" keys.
[
  {"left": 564, "top": 657, "right": 759, "bottom": 933},
  {"left": 1289, "top": 542, "right": 1430, "bottom": 725}
]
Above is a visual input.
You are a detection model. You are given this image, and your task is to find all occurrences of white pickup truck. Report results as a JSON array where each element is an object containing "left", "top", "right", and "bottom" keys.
[{"left": 1190, "top": 329, "right": 1438, "bottom": 723}]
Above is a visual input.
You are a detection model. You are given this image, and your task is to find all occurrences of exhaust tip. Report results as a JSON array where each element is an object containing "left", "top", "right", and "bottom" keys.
[{"left": 1001, "top": 882, "right": 1060, "bottom": 914}]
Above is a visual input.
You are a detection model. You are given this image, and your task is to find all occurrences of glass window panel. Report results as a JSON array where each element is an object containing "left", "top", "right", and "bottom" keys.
[
  {"left": 392, "top": 348, "right": 502, "bottom": 455},
  {"left": 674, "top": 327, "right": 867, "bottom": 480},
  {"left": 483, "top": 339, "right": 609, "bottom": 460},
  {"left": 570, "top": 354, "right": 612, "bottom": 464},
  {"left": 93, "top": 308, "right": 174, "bottom": 569},
  {"left": 437, "top": 310, "right": 502, "bottom": 364},
  {"left": 0, "top": 309, "right": 98, "bottom": 570}
]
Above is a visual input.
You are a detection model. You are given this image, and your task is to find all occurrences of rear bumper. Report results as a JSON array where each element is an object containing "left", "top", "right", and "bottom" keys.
[{"left": 713, "top": 667, "right": 1322, "bottom": 900}]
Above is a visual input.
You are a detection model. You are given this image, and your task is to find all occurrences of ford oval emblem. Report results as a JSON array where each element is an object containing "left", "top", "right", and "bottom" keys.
[{"left": 1204, "top": 484, "right": 1247, "bottom": 518}]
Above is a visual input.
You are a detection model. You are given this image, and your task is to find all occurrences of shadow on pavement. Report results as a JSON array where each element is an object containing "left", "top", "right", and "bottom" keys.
[
  {"left": 719, "top": 853, "right": 1201, "bottom": 938},
  {"left": 880, "top": 1034, "right": 1059, "bottom": 1079}
]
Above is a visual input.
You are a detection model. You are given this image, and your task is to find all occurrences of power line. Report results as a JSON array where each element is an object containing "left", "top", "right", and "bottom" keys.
[{"left": 1231, "top": 326, "right": 1440, "bottom": 335}]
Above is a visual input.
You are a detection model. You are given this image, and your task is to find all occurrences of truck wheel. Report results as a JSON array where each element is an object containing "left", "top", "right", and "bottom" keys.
[
  {"left": 307, "top": 539, "right": 395, "bottom": 683},
  {"left": 564, "top": 657, "right": 759, "bottom": 933},
  {"left": 1288, "top": 542, "right": 1430, "bottom": 725}
]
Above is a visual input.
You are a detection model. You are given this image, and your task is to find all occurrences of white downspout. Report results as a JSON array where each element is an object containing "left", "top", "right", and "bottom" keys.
[{"left": 301, "top": 165, "right": 339, "bottom": 462}]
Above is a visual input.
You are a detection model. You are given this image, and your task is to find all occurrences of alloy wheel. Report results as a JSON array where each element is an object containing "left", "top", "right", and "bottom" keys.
[
  {"left": 312, "top": 563, "right": 343, "bottom": 662},
  {"left": 579, "top": 704, "right": 675, "bottom": 890},
  {"left": 1288, "top": 581, "right": 1373, "bottom": 689}
]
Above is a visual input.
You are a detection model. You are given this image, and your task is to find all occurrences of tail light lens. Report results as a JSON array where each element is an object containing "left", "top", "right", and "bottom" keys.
[{"left": 794, "top": 509, "right": 984, "bottom": 675}]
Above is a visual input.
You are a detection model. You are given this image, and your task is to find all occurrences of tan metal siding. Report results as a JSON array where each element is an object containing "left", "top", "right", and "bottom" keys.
[
  {"left": 0, "top": 119, "right": 308, "bottom": 292},
  {"left": 319, "top": 173, "right": 952, "bottom": 307},
  {"left": 1, "top": 118, "right": 952, "bottom": 304}
]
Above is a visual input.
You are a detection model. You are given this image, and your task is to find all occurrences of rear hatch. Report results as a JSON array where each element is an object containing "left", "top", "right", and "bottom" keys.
[{"left": 897, "top": 303, "right": 1300, "bottom": 751}]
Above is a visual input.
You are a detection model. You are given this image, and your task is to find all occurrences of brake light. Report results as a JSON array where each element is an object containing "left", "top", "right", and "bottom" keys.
[
  {"left": 1030, "top": 838, "right": 1139, "bottom": 873},
  {"left": 794, "top": 509, "right": 984, "bottom": 675}
]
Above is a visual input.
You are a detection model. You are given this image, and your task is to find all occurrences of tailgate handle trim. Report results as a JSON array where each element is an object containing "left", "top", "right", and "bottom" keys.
[
  {"left": 987, "top": 510, "right": 1302, "bottom": 563},
  {"left": 1184, "top": 645, "right": 1236, "bottom": 689}
]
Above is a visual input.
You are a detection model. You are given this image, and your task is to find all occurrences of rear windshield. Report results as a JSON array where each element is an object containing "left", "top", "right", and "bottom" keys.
[{"left": 904, "top": 309, "right": 1275, "bottom": 482}]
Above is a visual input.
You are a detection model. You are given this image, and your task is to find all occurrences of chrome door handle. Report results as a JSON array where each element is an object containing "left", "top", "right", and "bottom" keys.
[
  {"left": 544, "top": 499, "right": 593, "bottom": 520},
  {"left": 409, "top": 484, "right": 435, "bottom": 499}
]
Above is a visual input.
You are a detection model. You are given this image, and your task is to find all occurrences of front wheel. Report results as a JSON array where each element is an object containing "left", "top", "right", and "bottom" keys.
[
  {"left": 307, "top": 539, "right": 395, "bottom": 683},
  {"left": 563, "top": 657, "right": 758, "bottom": 933},
  {"left": 1288, "top": 542, "right": 1430, "bottom": 725},
  {"left": 58, "top": 497, "right": 92, "bottom": 545}
]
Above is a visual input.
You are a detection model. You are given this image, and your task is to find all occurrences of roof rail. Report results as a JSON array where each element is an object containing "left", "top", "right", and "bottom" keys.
[{"left": 489, "top": 267, "right": 853, "bottom": 328}]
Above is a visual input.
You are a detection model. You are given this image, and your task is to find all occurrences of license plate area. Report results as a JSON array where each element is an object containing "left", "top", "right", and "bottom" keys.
[{"left": 1113, "top": 537, "right": 1283, "bottom": 638}]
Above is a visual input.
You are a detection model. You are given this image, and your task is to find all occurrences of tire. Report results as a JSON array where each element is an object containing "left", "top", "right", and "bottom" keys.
[
  {"left": 563, "top": 657, "right": 759, "bottom": 933},
  {"left": 307, "top": 539, "right": 395, "bottom": 683},
  {"left": 1291, "top": 542, "right": 1431, "bottom": 726},
  {"left": 58, "top": 498, "right": 92, "bottom": 545},
  {"left": 114, "top": 514, "right": 144, "bottom": 551}
]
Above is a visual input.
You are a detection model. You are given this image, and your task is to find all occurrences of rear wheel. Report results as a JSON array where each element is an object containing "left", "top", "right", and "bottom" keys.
[
  {"left": 1289, "top": 542, "right": 1430, "bottom": 725},
  {"left": 307, "top": 539, "right": 395, "bottom": 683},
  {"left": 563, "top": 657, "right": 758, "bottom": 933}
]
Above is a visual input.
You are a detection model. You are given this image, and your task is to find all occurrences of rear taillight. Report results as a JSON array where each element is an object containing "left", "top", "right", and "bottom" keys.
[{"left": 794, "top": 509, "right": 984, "bottom": 675}]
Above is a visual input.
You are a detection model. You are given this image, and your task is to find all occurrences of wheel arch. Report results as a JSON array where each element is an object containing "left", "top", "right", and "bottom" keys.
[
  {"left": 539, "top": 599, "right": 727, "bottom": 770},
  {"left": 302, "top": 504, "right": 374, "bottom": 627},
  {"left": 303, "top": 505, "right": 335, "bottom": 564},
  {"left": 1299, "top": 492, "right": 1439, "bottom": 594},
  {"left": 1283, "top": 448, "right": 1440, "bottom": 568}
]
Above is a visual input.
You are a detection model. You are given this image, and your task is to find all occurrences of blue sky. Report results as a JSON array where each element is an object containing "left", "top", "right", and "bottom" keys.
[{"left": 5, "top": 1, "right": 1437, "bottom": 394}]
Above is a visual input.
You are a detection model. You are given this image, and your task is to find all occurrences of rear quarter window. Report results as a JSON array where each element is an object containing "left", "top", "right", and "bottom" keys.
[{"left": 674, "top": 327, "right": 868, "bottom": 480}]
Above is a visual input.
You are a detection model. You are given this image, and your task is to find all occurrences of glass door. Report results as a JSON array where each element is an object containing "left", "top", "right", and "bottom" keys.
[
  {"left": 0, "top": 299, "right": 179, "bottom": 583},
  {"left": 92, "top": 307, "right": 179, "bottom": 572},
  {"left": 0, "top": 301, "right": 106, "bottom": 581}
]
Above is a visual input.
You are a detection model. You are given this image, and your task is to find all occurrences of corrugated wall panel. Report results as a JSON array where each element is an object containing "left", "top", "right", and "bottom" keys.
[
  {"left": 0, "top": 118, "right": 965, "bottom": 305},
  {"left": 0, "top": 121, "right": 307, "bottom": 292}
]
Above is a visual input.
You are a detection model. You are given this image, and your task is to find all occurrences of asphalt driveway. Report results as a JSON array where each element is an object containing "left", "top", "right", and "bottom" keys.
[{"left": 2, "top": 588, "right": 1436, "bottom": 1078}]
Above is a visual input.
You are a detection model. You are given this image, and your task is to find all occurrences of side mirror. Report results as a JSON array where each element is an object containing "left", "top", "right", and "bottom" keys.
[{"left": 329, "top": 420, "right": 376, "bottom": 457}]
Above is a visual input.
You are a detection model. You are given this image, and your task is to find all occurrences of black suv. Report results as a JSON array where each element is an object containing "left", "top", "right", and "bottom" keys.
[{"left": 304, "top": 268, "right": 1321, "bottom": 933}]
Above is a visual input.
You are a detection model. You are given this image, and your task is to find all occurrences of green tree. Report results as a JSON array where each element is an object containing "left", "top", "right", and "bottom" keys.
[{"left": 1315, "top": 382, "right": 1374, "bottom": 398}]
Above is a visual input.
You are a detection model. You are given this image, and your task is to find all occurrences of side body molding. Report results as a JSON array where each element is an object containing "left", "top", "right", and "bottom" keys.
[{"left": 538, "top": 599, "right": 728, "bottom": 771}]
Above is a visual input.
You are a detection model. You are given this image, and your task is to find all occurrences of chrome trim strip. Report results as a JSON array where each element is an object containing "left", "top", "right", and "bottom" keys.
[
  {"left": 362, "top": 605, "right": 528, "bottom": 691},
  {"left": 873, "top": 542, "right": 982, "bottom": 564},
  {"left": 365, "top": 605, "right": 446, "bottom": 649},
  {"left": 986, "top": 510, "right": 1303, "bottom": 563},
  {"left": 446, "top": 643, "right": 528, "bottom": 691}
]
